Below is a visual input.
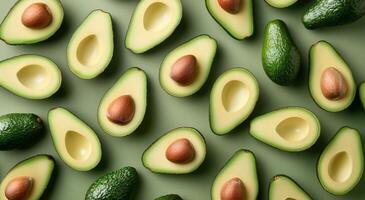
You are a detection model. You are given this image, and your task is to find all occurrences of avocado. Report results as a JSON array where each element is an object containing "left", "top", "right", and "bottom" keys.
[
  {"left": 160, "top": 35, "right": 217, "bottom": 97},
  {"left": 302, "top": 0, "right": 365, "bottom": 29},
  {"left": 317, "top": 127, "right": 364, "bottom": 195},
  {"left": 48, "top": 107, "right": 102, "bottom": 171},
  {"left": 155, "top": 194, "right": 183, "bottom": 200},
  {"left": 250, "top": 107, "right": 320, "bottom": 152},
  {"left": 269, "top": 175, "right": 312, "bottom": 200},
  {"left": 98, "top": 67, "right": 147, "bottom": 137},
  {"left": 0, "top": 154, "right": 55, "bottom": 200},
  {"left": 67, "top": 10, "right": 113, "bottom": 79},
  {"left": 262, "top": 19, "right": 301, "bottom": 86},
  {"left": 0, "top": 0, "right": 64, "bottom": 45},
  {"left": 265, "top": 0, "right": 298, "bottom": 8},
  {"left": 85, "top": 166, "right": 138, "bottom": 200},
  {"left": 142, "top": 127, "right": 206, "bottom": 174},
  {"left": 0, "top": 54, "right": 62, "bottom": 99},
  {"left": 125, "top": 0, "right": 182, "bottom": 53},
  {"left": 205, "top": 0, "right": 253, "bottom": 40},
  {"left": 0, "top": 113, "right": 44, "bottom": 150},
  {"left": 309, "top": 41, "right": 356, "bottom": 112},
  {"left": 359, "top": 82, "right": 365, "bottom": 110},
  {"left": 210, "top": 68, "right": 259, "bottom": 135},
  {"left": 211, "top": 149, "right": 259, "bottom": 200}
]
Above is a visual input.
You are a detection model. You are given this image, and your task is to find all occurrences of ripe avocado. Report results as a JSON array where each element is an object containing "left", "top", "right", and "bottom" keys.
[
  {"left": 262, "top": 19, "right": 301, "bottom": 85},
  {"left": 85, "top": 166, "right": 138, "bottom": 200},
  {"left": 0, "top": 0, "right": 64, "bottom": 45},
  {"left": 125, "top": 0, "right": 182, "bottom": 53},
  {"left": 250, "top": 107, "right": 320, "bottom": 152},
  {"left": 0, "top": 54, "right": 62, "bottom": 99},
  {"left": 155, "top": 194, "right": 183, "bottom": 200},
  {"left": 48, "top": 107, "right": 102, "bottom": 171},
  {"left": 67, "top": 10, "right": 113, "bottom": 79},
  {"left": 265, "top": 0, "right": 298, "bottom": 8},
  {"left": 269, "top": 175, "right": 312, "bottom": 200},
  {"left": 0, "top": 113, "right": 44, "bottom": 150}
]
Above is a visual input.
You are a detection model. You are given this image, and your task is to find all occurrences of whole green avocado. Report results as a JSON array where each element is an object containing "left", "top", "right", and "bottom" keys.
[
  {"left": 303, "top": 0, "right": 365, "bottom": 29},
  {"left": 155, "top": 194, "right": 183, "bottom": 200},
  {"left": 85, "top": 166, "right": 138, "bottom": 200}
]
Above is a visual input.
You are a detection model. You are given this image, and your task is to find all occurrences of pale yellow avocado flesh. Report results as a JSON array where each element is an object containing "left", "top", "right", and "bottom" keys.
[
  {"left": 265, "top": 0, "right": 298, "bottom": 8},
  {"left": 269, "top": 175, "right": 311, "bottom": 200}
]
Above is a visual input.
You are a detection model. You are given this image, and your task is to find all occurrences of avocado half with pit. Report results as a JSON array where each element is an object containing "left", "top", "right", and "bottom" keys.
[
  {"left": 269, "top": 175, "right": 312, "bottom": 200},
  {"left": 0, "top": 0, "right": 64, "bottom": 45},
  {"left": 210, "top": 68, "right": 259, "bottom": 135},
  {"left": 317, "top": 127, "right": 364, "bottom": 195},
  {"left": 309, "top": 41, "right": 356, "bottom": 112},
  {"left": 142, "top": 127, "right": 206, "bottom": 174},
  {"left": 205, "top": 0, "right": 253, "bottom": 40},
  {"left": 250, "top": 107, "right": 320, "bottom": 152},
  {"left": 160, "top": 35, "right": 217, "bottom": 97},
  {"left": 0, "top": 54, "right": 62, "bottom": 99},
  {"left": 98, "top": 67, "right": 147, "bottom": 137},
  {"left": 48, "top": 107, "right": 102, "bottom": 171},
  {"left": 265, "top": 0, "right": 298, "bottom": 8},
  {"left": 125, "top": 0, "right": 182, "bottom": 53},
  {"left": 211, "top": 149, "right": 259, "bottom": 200},
  {"left": 0, "top": 154, "right": 55, "bottom": 200},
  {"left": 67, "top": 10, "right": 113, "bottom": 79}
]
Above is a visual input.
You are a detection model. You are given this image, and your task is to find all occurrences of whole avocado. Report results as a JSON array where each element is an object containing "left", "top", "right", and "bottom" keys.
[
  {"left": 85, "top": 166, "right": 138, "bottom": 200},
  {"left": 303, "top": 0, "right": 365, "bottom": 29},
  {"left": 155, "top": 194, "right": 183, "bottom": 200},
  {"left": 0, "top": 113, "right": 44, "bottom": 150}
]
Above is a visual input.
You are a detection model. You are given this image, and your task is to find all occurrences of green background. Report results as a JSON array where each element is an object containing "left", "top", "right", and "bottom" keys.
[{"left": 0, "top": 0, "right": 365, "bottom": 199}]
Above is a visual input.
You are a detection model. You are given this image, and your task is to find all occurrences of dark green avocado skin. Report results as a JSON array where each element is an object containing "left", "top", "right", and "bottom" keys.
[
  {"left": 155, "top": 194, "right": 183, "bottom": 200},
  {"left": 262, "top": 19, "right": 301, "bottom": 86},
  {"left": 85, "top": 167, "right": 138, "bottom": 200},
  {"left": 303, "top": 0, "right": 365, "bottom": 29},
  {"left": 0, "top": 113, "right": 43, "bottom": 150}
]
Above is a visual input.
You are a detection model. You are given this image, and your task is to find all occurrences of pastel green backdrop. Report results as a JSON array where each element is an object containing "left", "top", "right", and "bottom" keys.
[{"left": 0, "top": 0, "right": 365, "bottom": 199}]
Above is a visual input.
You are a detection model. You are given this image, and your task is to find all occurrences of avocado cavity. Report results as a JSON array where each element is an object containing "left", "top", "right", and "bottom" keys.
[
  {"left": 143, "top": 2, "right": 171, "bottom": 32},
  {"left": 222, "top": 80, "right": 249, "bottom": 113},
  {"left": 76, "top": 35, "right": 99, "bottom": 67},
  {"left": 65, "top": 131, "right": 92, "bottom": 161},
  {"left": 276, "top": 117, "right": 309, "bottom": 142},
  {"left": 328, "top": 151, "right": 352, "bottom": 183}
]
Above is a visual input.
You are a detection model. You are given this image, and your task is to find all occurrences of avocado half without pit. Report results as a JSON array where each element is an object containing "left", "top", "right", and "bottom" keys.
[
  {"left": 0, "top": 0, "right": 64, "bottom": 45},
  {"left": 250, "top": 107, "right": 320, "bottom": 152},
  {"left": 125, "top": 0, "right": 182, "bottom": 53},
  {"left": 0, "top": 54, "right": 62, "bottom": 99},
  {"left": 269, "top": 175, "right": 312, "bottom": 199},
  {"left": 142, "top": 127, "right": 206, "bottom": 174},
  {"left": 309, "top": 41, "right": 356, "bottom": 112},
  {"left": 210, "top": 68, "right": 259, "bottom": 135}
]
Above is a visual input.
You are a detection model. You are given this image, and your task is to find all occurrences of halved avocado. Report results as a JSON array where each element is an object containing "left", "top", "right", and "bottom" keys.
[
  {"left": 0, "top": 0, "right": 64, "bottom": 45},
  {"left": 265, "top": 0, "right": 298, "bottom": 8},
  {"left": 0, "top": 154, "right": 55, "bottom": 200},
  {"left": 317, "top": 127, "right": 364, "bottom": 195},
  {"left": 309, "top": 41, "right": 356, "bottom": 112},
  {"left": 67, "top": 10, "right": 113, "bottom": 79},
  {"left": 125, "top": 0, "right": 182, "bottom": 53},
  {"left": 159, "top": 35, "right": 217, "bottom": 97},
  {"left": 0, "top": 54, "right": 62, "bottom": 99},
  {"left": 205, "top": 0, "right": 253, "bottom": 40},
  {"left": 98, "top": 67, "right": 147, "bottom": 137},
  {"left": 210, "top": 68, "right": 259, "bottom": 135},
  {"left": 48, "top": 107, "right": 102, "bottom": 171},
  {"left": 142, "top": 127, "right": 206, "bottom": 174},
  {"left": 269, "top": 175, "right": 312, "bottom": 200},
  {"left": 250, "top": 107, "right": 320, "bottom": 152},
  {"left": 359, "top": 81, "right": 365, "bottom": 110},
  {"left": 211, "top": 149, "right": 259, "bottom": 200}
]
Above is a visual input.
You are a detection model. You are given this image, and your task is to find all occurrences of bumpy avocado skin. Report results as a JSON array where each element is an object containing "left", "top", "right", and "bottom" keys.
[
  {"left": 303, "top": 0, "right": 365, "bottom": 29},
  {"left": 155, "top": 194, "right": 183, "bottom": 200},
  {"left": 262, "top": 19, "right": 301, "bottom": 86},
  {"left": 0, "top": 113, "right": 43, "bottom": 150},
  {"left": 85, "top": 167, "right": 138, "bottom": 200}
]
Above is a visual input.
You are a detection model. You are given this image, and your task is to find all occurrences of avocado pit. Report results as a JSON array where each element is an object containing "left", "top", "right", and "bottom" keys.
[
  {"left": 5, "top": 176, "right": 33, "bottom": 200},
  {"left": 218, "top": 0, "right": 241, "bottom": 14},
  {"left": 107, "top": 95, "right": 135, "bottom": 125},
  {"left": 170, "top": 55, "right": 198, "bottom": 85},
  {"left": 21, "top": 3, "right": 52, "bottom": 29},
  {"left": 320, "top": 67, "right": 348, "bottom": 100},
  {"left": 165, "top": 138, "right": 195, "bottom": 163},
  {"left": 220, "top": 177, "right": 246, "bottom": 200}
]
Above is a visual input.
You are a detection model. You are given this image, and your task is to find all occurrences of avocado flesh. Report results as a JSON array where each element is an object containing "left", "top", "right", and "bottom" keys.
[
  {"left": 262, "top": 19, "right": 301, "bottom": 85},
  {"left": 48, "top": 107, "right": 102, "bottom": 171},
  {"left": 210, "top": 68, "right": 259, "bottom": 135},
  {"left": 142, "top": 127, "right": 206, "bottom": 174},
  {"left": 269, "top": 175, "right": 312, "bottom": 200},
  {"left": 67, "top": 10, "right": 113, "bottom": 79},
  {"left": 317, "top": 127, "right": 364, "bottom": 195},
  {"left": 303, "top": 0, "right": 365, "bottom": 29},
  {"left": 360, "top": 82, "right": 365, "bottom": 110},
  {"left": 265, "top": 0, "right": 298, "bottom": 8},
  {"left": 250, "top": 107, "right": 320, "bottom": 152},
  {"left": 155, "top": 194, "right": 183, "bottom": 200},
  {"left": 125, "top": 0, "right": 182, "bottom": 53},
  {"left": 0, "top": 155, "right": 55, "bottom": 200},
  {"left": 205, "top": 0, "right": 253, "bottom": 40},
  {"left": 0, "top": 54, "right": 62, "bottom": 99},
  {"left": 160, "top": 35, "right": 217, "bottom": 97},
  {"left": 211, "top": 149, "right": 259, "bottom": 200},
  {"left": 0, "top": 0, "right": 64, "bottom": 45},
  {"left": 98, "top": 67, "right": 147, "bottom": 137},
  {"left": 309, "top": 41, "right": 356, "bottom": 112}
]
